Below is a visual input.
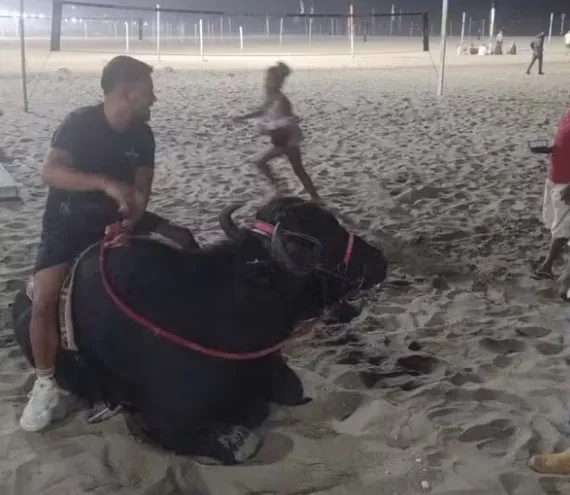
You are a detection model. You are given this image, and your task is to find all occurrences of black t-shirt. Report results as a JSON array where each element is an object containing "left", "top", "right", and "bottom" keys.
[{"left": 43, "top": 103, "right": 155, "bottom": 230}]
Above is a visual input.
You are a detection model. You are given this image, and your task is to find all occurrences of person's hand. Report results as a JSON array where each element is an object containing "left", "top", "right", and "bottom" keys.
[
  {"left": 102, "top": 179, "right": 136, "bottom": 216},
  {"left": 120, "top": 189, "right": 146, "bottom": 231},
  {"left": 561, "top": 185, "right": 570, "bottom": 204}
]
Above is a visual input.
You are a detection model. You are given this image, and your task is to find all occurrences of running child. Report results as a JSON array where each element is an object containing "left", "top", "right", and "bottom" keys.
[{"left": 234, "top": 62, "right": 320, "bottom": 202}]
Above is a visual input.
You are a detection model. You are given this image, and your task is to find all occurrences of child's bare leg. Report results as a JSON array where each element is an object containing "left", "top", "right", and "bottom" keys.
[
  {"left": 285, "top": 146, "right": 320, "bottom": 202},
  {"left": 255, "top": 146, "right": 283, "bottom": 191}
]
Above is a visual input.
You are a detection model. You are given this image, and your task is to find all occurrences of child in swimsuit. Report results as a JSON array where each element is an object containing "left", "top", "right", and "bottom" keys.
[{"left": 234, "top": 62, "right": 320, "bottom": 202}]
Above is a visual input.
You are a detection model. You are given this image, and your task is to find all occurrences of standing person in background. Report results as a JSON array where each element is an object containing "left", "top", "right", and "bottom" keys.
[
  {"left": 526, "top": 32, "right": 545, "bottom": 75},
  {"left": 535, "top": 108, "right": 570, "bottom": 279},
  {"left": 494, "top": 28, "right": 504, "bottom": 55}
]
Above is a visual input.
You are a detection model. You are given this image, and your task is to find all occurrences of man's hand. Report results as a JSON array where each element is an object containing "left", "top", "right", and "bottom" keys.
[
  {"left": 102, "top": 179, "right": 145, "bottom": 229},
  {"left": 120, "top": 190, "right": 146, "bottom": 231},
  {"left": 102, "top": 179, "right": 135, "bottom": 214},
  {"left": 561, "top": 185, "right": 570, "bottom": 204}
]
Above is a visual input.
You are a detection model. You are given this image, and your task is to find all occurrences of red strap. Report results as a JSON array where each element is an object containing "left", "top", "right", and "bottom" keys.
[
  {"left": 343, "top": 233, "right": 355, "bottom": 267},
  {"left": 99, "top": 223, "right": 315, "bottom": 360}
]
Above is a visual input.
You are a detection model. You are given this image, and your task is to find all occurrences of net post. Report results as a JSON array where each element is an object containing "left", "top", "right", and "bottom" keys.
[
  {"left": 266, "top": 15, "right": 269, "bottom": 36},
  {"left": 349, "top": 4, "right": 354, "bottom": 59},
  {"left": 279, "top": 17, "right": 283, "bottom": 45},
  {"left": 437, "top": 0, "right": 448, "bottom": 97},
  {"left": 330, "top": 17, "right": 334, "bottom": 37},
  {"left": 50, "top": 0, "right": 62, "bottom": 52},
  {"left": 19, "top": 0, "right": 28, "bottom": 112},
  {"left": 239, "top": 25, "right": 243, "bottom": 53},
  {"left": 156, "top": 4, "right": 160, "bottom": 60},
  {"left": 125, "top": 21, "right": 129, "bottom": 52},
  {"left": 389, "top": 4, "right": 395, "bottom": 36},
  {"left": 199, "top": 19, "right": 204, "bottom": 60},
  {"left": 489, "top": 2, "right": 495, "bottom": 40},
  {"left": 138, "top": 18, "right": 143, "bottom": 40},
  {"left": 468, "top": 16, "right": 472, "bottom": 40},
  {"left": 422, "top": 12, "right": 429, "bottom": 51},
  {"left": 548, "top": 12, "right": 554, "bottom": 43},
  {"left": 228, "top": 17, "right": 232, "bottom": 37},
  {"left": 194, "top": 23, "right": 197, "bottom": 44},
  {"left": 308, "top": 14, "right": 313, "bottom": 45},
  {"left": 561, "top": 13, "right": 566, "bottom": 35},
  {"left": 460, "top": 12, "right": 466, "bottom": 47},
  {"left": 220, "top": 16, "right": 223, "bottom": 42}
]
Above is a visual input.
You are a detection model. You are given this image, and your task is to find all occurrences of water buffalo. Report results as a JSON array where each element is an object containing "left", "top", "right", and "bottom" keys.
[{"left": 12, "top": 197, "right": 388, "bottom": 464}]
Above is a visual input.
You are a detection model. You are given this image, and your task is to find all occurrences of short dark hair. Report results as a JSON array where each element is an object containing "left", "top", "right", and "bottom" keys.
[{"left": 100, "top": 56, "right": 153, "bottom": 95}]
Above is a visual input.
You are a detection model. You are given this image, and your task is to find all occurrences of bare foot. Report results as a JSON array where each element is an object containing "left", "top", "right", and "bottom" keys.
[{"left": 529, "top": 451, "right": 570, "bottom": 475}]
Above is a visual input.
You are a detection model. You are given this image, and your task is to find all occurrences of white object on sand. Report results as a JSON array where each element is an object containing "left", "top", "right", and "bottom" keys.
[{"left": 0, "top": 164, "right": 19, "bottom": 200}]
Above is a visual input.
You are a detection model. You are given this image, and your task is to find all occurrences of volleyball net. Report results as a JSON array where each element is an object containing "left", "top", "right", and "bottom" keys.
[{"left": 48, "top": 2, "right": 430, "bottom": 57}]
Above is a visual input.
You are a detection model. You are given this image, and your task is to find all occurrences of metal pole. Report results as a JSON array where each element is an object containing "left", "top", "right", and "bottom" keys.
[
  {"left": 350, "top": 4, "right": 354, "bottom": 58},
  {"left": 390, "top": 4, "right": 395, "bottom": 36},
  {"left": 548, "top": 12, "right": 554, "bottom": 43},
  {"left": 83, "top": 19, "right": 87, "bottom": 39},
  {"left": 489, "top": 3, "right": 495, "bottom": 40},
  {"left": 460, "top": 12, "right": 466, "bottom": 47},
  {"left": 279, "top": 17, "right": 283, "bottom": 44},
  {"left": 437, "top": 0, "right": 448, "bottom": 97},
  {"left": 561, "top": 13, "right": 566, "bottom": 36},
  {"left": 19, "top": 0, "right": 28, "bottom": 112},
  {"left": 125, "top": 21, "right": 129, "bottom": 52},
  {"left": 220, "top": 16, "right": 223, "bottom": 42},
  {"left": 156, "top": 4, "right": 160, "bottom": 60},
  {"left": 239, "top": 25, "right": 243, "bottom": 53},
  {"left": 308, "top": 14, "right": 313, "bottom": 45},
  {"left": 266, "top": 15, "right": 269, "bottom": 36},
  {"left": 199, "top": 19, "right": 204, "bottom": 60},
  {"left": 468, "top": 16, "right": 472, "bottom": 40}
]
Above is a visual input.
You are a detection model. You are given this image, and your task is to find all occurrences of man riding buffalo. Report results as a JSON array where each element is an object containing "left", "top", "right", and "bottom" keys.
[{"left": 22, "top": 55, "right": 198, "bottom": 433}]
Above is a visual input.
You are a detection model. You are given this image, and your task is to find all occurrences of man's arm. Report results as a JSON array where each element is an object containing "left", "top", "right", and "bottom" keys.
[
  {"left": 41, "top": 148, "right": 108, "bottom": 192},
  {"left": 134, "top": 166, "right": 153, "bottom": 210}
]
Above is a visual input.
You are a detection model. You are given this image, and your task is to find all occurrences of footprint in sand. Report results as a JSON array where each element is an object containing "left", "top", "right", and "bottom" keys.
[
  {"left": 479, "top": 337, "right": 526, "bottom": 355},
  {"left": 516, "top": 326, "right": 551, "bottom": 338},
  {"left": 457, "top": 419, "right": 515, "bottom": 443}
]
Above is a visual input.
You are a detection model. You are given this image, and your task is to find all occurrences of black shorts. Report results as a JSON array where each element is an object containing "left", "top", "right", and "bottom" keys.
[{"left": 34, "top": 211, "right": 167, "bottom": 273}]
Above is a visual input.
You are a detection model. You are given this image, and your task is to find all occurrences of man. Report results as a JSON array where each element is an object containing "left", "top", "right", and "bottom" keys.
[
  {"left": 536, "top": 108, "right": 570, "bottom": 279},
  {"left": 526, "top": 32, "right": 545, "bottom": 75},
  {"left": 20, "top": 55, "right": 198, "bottom": 432}
]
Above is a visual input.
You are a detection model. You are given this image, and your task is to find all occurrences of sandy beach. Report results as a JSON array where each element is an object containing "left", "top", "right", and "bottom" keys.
[{"left": 1, "top": 36, "right": 570, "bottom": 494}]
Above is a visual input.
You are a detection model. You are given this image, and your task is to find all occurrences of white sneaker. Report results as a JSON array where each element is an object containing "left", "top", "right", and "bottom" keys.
[{"left": 20, "top": 377, "right": 60, "bottom": 432}]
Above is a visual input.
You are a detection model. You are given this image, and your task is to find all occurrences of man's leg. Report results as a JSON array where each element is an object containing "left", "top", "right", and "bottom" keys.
[
  {"left": 21, "top": 264, "right": 68, "bottom": 432},
  {"left": 537, "top": 238, "right": 567, "bottom": 278},
  {"left": 538, "top": 54, "right": 544, "bottom": 74}
]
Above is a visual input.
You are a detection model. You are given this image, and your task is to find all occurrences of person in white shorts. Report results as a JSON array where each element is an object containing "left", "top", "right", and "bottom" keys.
[{"left": 536, "top": 109, "right": 570, "bottom": 278}]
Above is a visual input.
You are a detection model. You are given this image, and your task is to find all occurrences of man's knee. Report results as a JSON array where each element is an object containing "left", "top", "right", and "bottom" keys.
[{"left": 31, "top": 265, "right": 68, "bottom": 318}]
